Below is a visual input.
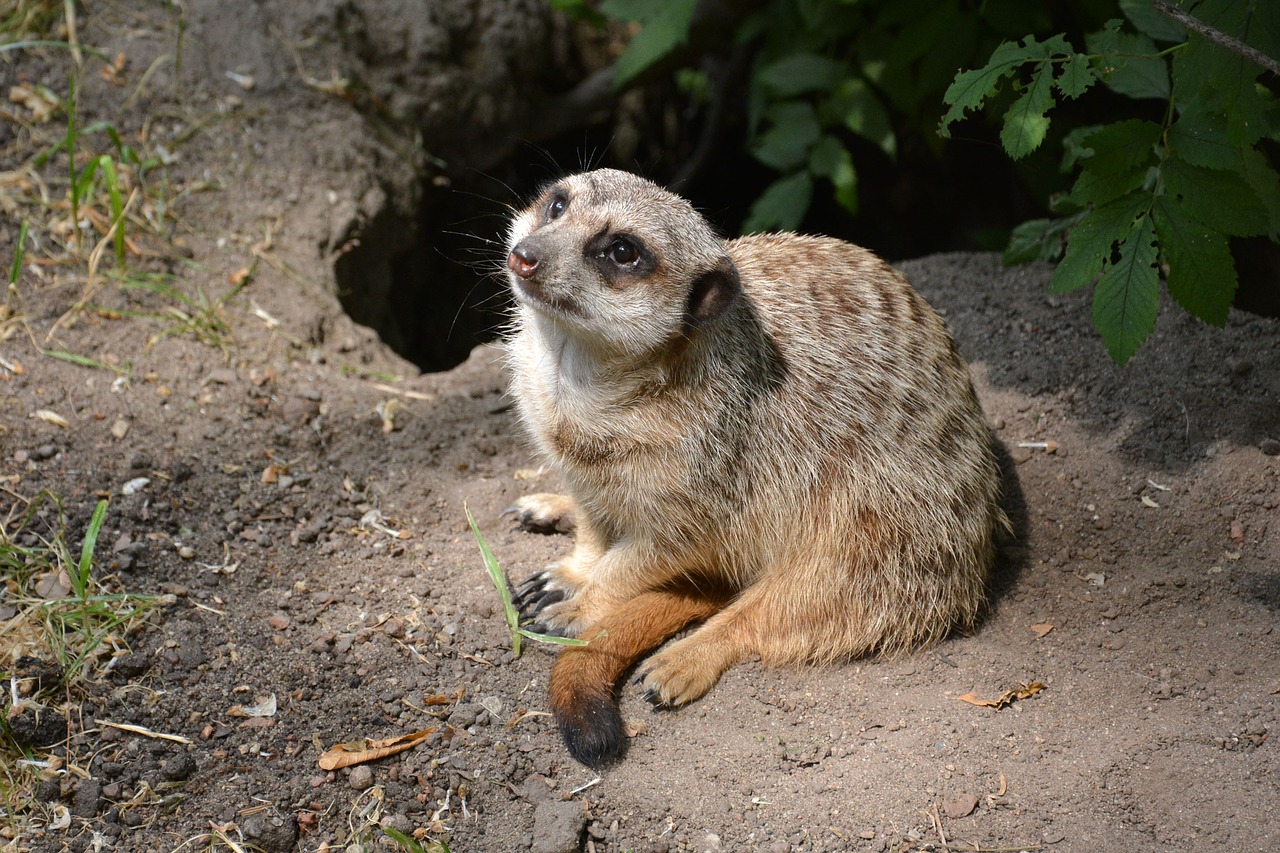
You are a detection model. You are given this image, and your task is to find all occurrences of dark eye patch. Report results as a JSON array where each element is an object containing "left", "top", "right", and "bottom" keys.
[
  {"left": 544, "top": 189, "right": 569, "bottom": 223},
  {"left": 585, "top": 232, "right": 655, "bottom": 282}
]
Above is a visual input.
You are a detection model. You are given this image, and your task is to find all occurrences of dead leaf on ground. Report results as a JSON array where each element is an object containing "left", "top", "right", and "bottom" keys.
[
  {"left": 228, "top": 694, "right": 278, "bottom": 718},
  {"left": 9, "top": 84, "right": 60, "bottom": 121},
  {"left": 422, "top": 688, "right": 465, "bottom": 707},
  {"left": 1030, "top": 623, "right": 1054, "bottom": 638},
  {"left": 317, "top": 726, "right": 437, "bottom": 771},
  {"left": 261, "top": 463, "right": 288, "bottom": 484},
  {"left": 957, "top": 681, "right": 1045, "bottom": 710},
  {"left": 34, "top": 409, "right": 69, "bottom": 428},
  {"left": 100, "top": 51, "right": 128, "bottom": 85}
]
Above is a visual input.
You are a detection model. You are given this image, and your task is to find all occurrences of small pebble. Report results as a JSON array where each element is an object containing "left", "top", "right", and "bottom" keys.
[{"left": 348, "top": 765, "right": 373, "bottom": 790}]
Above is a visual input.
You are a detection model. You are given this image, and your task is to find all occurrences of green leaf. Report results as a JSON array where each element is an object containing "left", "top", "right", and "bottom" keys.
[
  {"left": 1240, "top": 147, "right": 1280, "bottom": 238},
  {"left": 1051, "top": 191, "right": 1149, "bottom": 294},
  {"left": 743, "top": 172, "right": 813, "bottom": 234},
  {"left": 1163, "top": 155, "right": 1270, "bottom": 237},
  {"left": 1064, "top": 120, "right": 1161, "bottom": 208},
  {"left": 603, "top": 0, "right": 698, "bottom": 86},
  {"left": 827, "top": 77, "right": 896, "bottom": 158},
  {"left": 939, "top": 39, "right": 1040, "bottom": 137},
  {"left": 1087, "top": 23, "right": 1170, "bottom": 100},
  {"left": 1173, "top": 32, "right": 1272, "bottom": 147},
  {"left": 549, "top": 0, "right": 607, "bottom": 26},
  {"left": 999, "top": 61, "right": 1055, "bottom": 159},
  {"left": 1055, "top": 53, "right": 1096, "bottom": 99},
  {"left": 1004, "top": 213, "right": 1085, "bottom": 265},
  {"left": 1119, "top": 0, "right": 1186, "bottom": 42},
  {"left": 751, "top": 101, "right": 821, "bottom": 171},
  {"left": 1153, "top": 197, "right": 1237, "bottom": 325},
  {"left": 756, "top": 54, "right": 848, "bottom": 97},
  {"left": 1092, "top": 210, "right": 1160, "bottom": 365},
  {"left": 1167, "top": 106, "right": 1234, "bottom": 169},
  {"left": 808, "top": 135, "right": 858, "bottom": 214}
]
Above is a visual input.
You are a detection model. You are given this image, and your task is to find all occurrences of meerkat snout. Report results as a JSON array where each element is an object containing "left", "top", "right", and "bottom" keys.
[{"left": 507, "top": 240, "right": 540, "bottom": 280}]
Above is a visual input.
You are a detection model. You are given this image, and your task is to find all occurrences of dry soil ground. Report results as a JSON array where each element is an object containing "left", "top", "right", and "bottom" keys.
[{"left": 2, "top": 6, "right": 1278, "bottom": 853}]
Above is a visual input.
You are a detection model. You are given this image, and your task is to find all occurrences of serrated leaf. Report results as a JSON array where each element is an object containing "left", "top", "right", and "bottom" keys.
[
  {"left": 1051, "top": 192, "right": 1149, "bottom": 294},
  {"left": 751, "top": 102, "right": 821, "bottom": 171},
  {"left": 1172, "top": 33, "right": 1271, "bottom": 147},
  {"left": 939, "top": 39, "right": 1040, "bottom": 137},
  {"left": 1240, "top": 147, "right": 1280, "bottom": 238},
  {"left": 1167, "top": 106, "right": 1234, "bottom": 169},
  {"left": 1120, "top": 0, "right": 1186, "bottom": 42},
  {"left": 1064, "top": 120, "right": 1161, "bottom": 207},
  {"left": 756, "top": 54, "right": 848, "bottom": 97},
  {"left": 1093, "top": 211, "right": 1160, "bottom": 365},
  {"left": 1163, "top": 156, "right": 1270, "bottom": 237},
  {"left": 604, "top": 0, "right": 698, "bottom": 86},
  {"left": 1004, "top": 214, "right": 1083, "bottom": 265},
  {"left": 1000, "top": 61, "right": 1055, "bottom": 159},
  {"left": 1087, "top": 24, "right": 1170, "bottom": 100},
  {"left": 1153, "top": 197, "right": 1237, "bottom": 325},
  {"left": 743, "top": 172, "right": 813, "bottom": 234},
  {"left": 1056, "top": 53, "right": 1097, "bottom": 99}
]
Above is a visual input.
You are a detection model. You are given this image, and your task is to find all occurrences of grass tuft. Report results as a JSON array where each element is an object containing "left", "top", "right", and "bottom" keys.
[{"left": 1, "top": 493, "right": 156, "bottom": 838}]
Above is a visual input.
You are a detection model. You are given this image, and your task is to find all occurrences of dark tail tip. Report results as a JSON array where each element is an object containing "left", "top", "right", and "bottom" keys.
[{"left": 555, "top": 689, "right": 626, "bottom": 768}]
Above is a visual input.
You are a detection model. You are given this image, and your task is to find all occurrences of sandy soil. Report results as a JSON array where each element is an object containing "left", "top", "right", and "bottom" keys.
[{"left": 2, "top": 4, "right": 1278, "bottom": 853}]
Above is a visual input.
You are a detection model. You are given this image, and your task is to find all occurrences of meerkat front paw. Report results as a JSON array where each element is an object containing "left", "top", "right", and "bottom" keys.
[
  {"left": 504, "top": 493, "right": 577, "bottom": 534},
  {"left": 513, "top": 565, "right": 600, "bottom": 636}
]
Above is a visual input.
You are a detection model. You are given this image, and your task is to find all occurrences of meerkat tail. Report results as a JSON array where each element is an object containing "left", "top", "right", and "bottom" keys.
[{"left": 548, "top": 588, "right": 728, "bottom": 767}]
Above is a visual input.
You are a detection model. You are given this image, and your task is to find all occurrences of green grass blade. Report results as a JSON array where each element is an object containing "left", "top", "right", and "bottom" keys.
[
  {"left": 517, "top": 629, "right": 588, "bottom": 646},
  {"left": 98, "top": 156, "right": 126, "bottom": 267},
  {"left": 75, "top": 500, "right": 108, "bottom": 599},
  {"left": 9, "top": 220, "right": 28, "bottom": 285},
  {"left": 42, "top": 348, "right": 131, "bottom": 375},
  {"left": 465, "top": 504, "right": 521, "bottom": 656}
]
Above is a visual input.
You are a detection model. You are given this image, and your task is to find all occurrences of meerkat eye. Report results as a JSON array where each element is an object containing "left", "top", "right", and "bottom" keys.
[
  {"left": 606, "top": 237, "right": 639, "bottom": 266},
  {"left": 545, "top": 191, "right": 568, "bottom": 222}
]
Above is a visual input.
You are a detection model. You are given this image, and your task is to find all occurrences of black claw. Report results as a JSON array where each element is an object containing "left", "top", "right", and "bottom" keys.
[
  {"left": 631, "top": 674, "right": 645, "bottom": 686},
  {"left": 501, "top": 504, "right": 519, "bottom": 517},
  {"left": 516, "top": 571, "right": 549, "bottom": 593},
  {"left": 523, "top": 621, "right": 569, "bottom": 638},
  {"left": 512, "top": 573, "right": 550, "bottom": 608},
  {"left": 643, "top": 688, "right": 661, "bottom": 706},
  {"left": 523, "top": 588, "right": 566, "bottom": 616}
]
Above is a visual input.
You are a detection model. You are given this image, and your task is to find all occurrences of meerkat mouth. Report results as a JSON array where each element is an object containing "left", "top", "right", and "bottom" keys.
[{"left": 512, "top": 276, "right": 585, "bottom": 318}]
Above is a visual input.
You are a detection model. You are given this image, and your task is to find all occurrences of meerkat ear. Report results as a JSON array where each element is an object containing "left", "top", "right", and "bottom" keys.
[{"left": 684, "top": 259, "right": 741, "bottom": 330}]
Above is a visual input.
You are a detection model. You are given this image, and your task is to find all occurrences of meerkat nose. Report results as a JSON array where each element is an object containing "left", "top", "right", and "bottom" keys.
[{"left": 508, "top": 241, "right": 541, "bottom": 279}]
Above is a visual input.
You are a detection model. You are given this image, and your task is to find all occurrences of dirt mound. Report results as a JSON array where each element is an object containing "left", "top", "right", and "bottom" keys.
[{"left": 2, "top": 2, "right": 1277, "bottom": 852}]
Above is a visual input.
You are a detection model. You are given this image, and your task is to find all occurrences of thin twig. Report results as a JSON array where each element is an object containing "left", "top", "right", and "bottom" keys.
[
  {"left": 930, "top": 802, "right": 951, "bottom": 853},
  {"left": 1152, "top": 0, "right": 1280, "bottom": 75}
]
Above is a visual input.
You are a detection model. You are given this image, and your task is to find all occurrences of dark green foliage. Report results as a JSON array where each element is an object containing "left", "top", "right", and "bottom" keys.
[
  {"left": 587, "top": 0, "right": 1279, "bottom": 364},
  {"left": 941, "top": 0, "right": 1279, "bottom": 363}
]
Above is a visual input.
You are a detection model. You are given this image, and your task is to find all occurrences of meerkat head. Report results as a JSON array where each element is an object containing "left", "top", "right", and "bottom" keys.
[{"left": 506, "top": 169, "right": 740, "bottom": 357}]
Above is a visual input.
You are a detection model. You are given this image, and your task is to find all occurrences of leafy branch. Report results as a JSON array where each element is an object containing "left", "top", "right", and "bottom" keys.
[{"left": 942, "top": 0, "right": 1279, "bottom": 364}]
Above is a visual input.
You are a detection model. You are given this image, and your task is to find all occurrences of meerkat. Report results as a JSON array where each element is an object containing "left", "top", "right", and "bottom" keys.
[{"left": 502, "top": 168, "right": 1006, "bottom": 768}]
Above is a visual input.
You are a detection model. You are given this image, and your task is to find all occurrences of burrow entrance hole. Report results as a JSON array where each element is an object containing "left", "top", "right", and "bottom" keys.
[{"left": 333, "top": 133, "right": 1280, "bottom": 374}]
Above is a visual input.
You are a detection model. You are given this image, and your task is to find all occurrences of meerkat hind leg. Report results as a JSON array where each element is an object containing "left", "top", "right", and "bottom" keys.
[{"left": 637, "top": 568, "right": 867, "bottom": 707}]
